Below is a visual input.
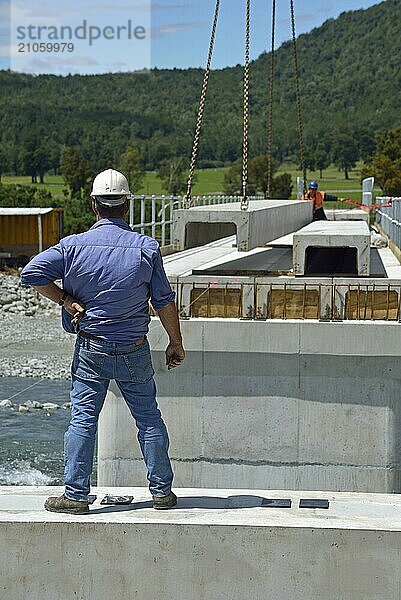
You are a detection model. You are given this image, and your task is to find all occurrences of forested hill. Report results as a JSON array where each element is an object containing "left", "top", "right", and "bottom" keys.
[{"left": 0, "top": 0, "right": 400, "bottom": 173}]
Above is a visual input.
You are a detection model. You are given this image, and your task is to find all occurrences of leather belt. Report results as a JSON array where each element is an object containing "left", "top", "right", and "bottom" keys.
[{"left": 78, "top": 331, "right": 145, "bottom": 346}]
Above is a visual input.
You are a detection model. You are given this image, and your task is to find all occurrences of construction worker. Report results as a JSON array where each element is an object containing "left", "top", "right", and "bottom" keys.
[
  {"left": 302, "top": 180, "right": 342, "bottom": 221},
  {"left": 21, "top": 169, "right": 185, "bottom": 514}
]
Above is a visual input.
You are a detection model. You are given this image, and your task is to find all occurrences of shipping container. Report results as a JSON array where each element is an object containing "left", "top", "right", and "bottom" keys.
[{"left": 0, "top": 208, "right": 63, "bottom": 266}]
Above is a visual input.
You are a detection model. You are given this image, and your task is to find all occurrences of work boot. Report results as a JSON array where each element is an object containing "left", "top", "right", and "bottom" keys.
[
  {"left": 44, "top": 494, "right": 89, "bottom": 515},
  {"left": 152, "top": 491, "right": 177, "bottom": 510}
]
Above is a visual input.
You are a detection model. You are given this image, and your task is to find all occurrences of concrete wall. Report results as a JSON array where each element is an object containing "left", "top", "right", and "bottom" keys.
[
  {"left": 98, "top": 319, "right": 401, "bottom": 493},
  {"left": 2, "top": 486, "right": 401, "bottom": 600}
]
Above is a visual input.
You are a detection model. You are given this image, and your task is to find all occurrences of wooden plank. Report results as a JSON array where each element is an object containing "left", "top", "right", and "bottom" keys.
[
  {"left": 190, "top": 288, "right": 242, "bottom": 318},
  {"left": 345, "top": 290, "right": 399, "bottom": 321},
  {"left": 268, "top": 289, "right": 320, "bottom": 320}
]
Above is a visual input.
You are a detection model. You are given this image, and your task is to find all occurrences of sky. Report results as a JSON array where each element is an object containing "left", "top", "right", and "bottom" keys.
[{"left": 0, "top": 0, "right": 384, "bottom": 74}]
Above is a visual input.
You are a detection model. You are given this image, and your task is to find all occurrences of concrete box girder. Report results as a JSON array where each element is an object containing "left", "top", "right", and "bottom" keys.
[
  {"left": 326, "top": 208, "right": 370, "bottom": 222},
  {"left": 293, "top": 221, "right": 371, "bottom": 276},
  {"left": 172, "top": 199, "right": 313, "bottom": 252}
]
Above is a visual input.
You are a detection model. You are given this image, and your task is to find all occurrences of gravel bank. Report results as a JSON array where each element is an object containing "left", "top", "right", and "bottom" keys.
[{"left": 0, "top": 273, "right": 74, "bottom": 379}]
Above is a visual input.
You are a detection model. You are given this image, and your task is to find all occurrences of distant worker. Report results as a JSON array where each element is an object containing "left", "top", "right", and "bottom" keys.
[
  {"left": 302, "top": 180, "right": 343, "bottom": 221},
  {"left": 21, "top": 168, "right": 185, "bottom": 514}
]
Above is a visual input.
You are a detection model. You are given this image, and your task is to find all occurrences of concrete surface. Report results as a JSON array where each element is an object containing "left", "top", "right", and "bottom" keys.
[
  {"left": 172, "top": 199, "right": 312, "bottom": 252},
  {"left": 293, "top": 221, "right": 371, "bottom": 276},
  {"left": 163, "top": 235, "right": 268, "bottom": 278},
  {"left": 2, "top": 485, "right": 401, "bottom": 600},
  {"left": 326, "top": 208, "right": 370, "bottom": 222},
  {"left": 98, "top": 319, "right": 401, "bottom": 494},
  {"left": 379, "top": 247, "right": 401, "bottom": 278}
]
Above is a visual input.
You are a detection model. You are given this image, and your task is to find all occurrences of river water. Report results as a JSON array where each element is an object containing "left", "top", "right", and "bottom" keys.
[{"left": 0, "top": 377, "right": 97, "bottom": 486}]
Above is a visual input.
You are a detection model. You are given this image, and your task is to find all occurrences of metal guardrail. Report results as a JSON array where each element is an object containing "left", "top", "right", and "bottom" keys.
[
  {"left": 129, "top": 194, "right": 264, "bottom": 245},
  {"left": 376, "top": 197, "right": 401, "bottom": 251}
]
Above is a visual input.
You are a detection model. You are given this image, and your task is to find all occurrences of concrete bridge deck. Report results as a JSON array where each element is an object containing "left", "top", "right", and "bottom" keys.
[{"left": 1, "top": 486, "right": 401, "bottom": 599}]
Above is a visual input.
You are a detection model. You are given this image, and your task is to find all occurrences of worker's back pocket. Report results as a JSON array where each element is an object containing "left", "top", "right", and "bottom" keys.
[
  {"left": 122, "top": 344, "right": 154, "bottom": 384},
  {"left": 73, "top": 348, "right": 107, "bottom": 380}
]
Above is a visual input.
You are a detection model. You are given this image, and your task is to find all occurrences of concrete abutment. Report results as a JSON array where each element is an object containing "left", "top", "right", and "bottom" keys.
[{"left": 98, "top": 319, "right": 401, "bottom": 493}]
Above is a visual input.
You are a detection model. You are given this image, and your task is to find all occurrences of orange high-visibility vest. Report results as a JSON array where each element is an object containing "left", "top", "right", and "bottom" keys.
[{"left": 302, "top": 190, "right": 324, "bottom": 212}]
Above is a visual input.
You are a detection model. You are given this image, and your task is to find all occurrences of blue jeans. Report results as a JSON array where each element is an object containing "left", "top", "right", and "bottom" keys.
[{"left": 64, "top": 336, "right": 173, "bottom": 501}]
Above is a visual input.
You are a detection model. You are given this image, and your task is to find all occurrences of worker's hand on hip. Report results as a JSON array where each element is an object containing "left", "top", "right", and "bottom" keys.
[
  {"left": 64, "top": 296, "right": 86, "bottom": 327},
  {"left": 165, "top": 341, "right": 185, "bottom": 370}
]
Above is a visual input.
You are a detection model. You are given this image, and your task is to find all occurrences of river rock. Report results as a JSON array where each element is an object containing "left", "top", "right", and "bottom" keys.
[
  {"left": 0, "top": 399, "right": 13, "bottom": 408},
  {"left": 18, "top": 405, "right": 30, "bottom": 414},
  {"left": 42, "top": 402, "right": 59, "bottom": 410},
  {"left": 24, "top": 400, "right": 43, "bottom": 409},
  {"left": 0, "top": 295, "right": 16, "bottom": 306},
  {"left": 27, "top": 359, "right": 47, "bottom": 370}
]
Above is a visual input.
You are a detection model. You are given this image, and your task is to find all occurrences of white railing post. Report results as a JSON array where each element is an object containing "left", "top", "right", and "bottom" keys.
[
  {"left": 161, "top": 198, "right": 166, "bottom": 247},
  {"left": 140, "top": 195, "right": 146, "bottom": 235},
  {"left": 151, "top": 196, "right": 156, "bottom": 240},
  {"left": 129, "top": 197, "right": 134, "bottom": 229}
]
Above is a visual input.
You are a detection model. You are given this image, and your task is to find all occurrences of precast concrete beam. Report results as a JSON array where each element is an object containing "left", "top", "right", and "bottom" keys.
[
  {"left": 325, "top": 208, "right": 370, "bottom": 223},
  {"left": 293, "top": 221, "right": 371, "bottom": 276},
  {"left": 172, "top": 199, "right": 313, "bottom": 252}
]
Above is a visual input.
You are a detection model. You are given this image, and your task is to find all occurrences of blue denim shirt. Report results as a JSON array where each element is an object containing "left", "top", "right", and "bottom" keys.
[{"left": 20, "top": 218, "right": 175, "bottom": 343}]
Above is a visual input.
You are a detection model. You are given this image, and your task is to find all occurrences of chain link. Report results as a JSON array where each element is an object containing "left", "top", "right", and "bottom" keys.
[
  {"left": 241, "top": 0, "right": 251, "bottom": 211},
  {"left": 290, "top": 0, "right": 307, "bottom": 193},
  {"left": 267, "top": 0, "right": 276, "bottom": 199},
  {"left": 184, "top": 0, "right": 220, "bottom": 209}
]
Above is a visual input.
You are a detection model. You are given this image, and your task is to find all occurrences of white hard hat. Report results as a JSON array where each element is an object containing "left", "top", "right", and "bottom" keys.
[{"left": 91, "top": 169, "right": 131, "bottom": 206}]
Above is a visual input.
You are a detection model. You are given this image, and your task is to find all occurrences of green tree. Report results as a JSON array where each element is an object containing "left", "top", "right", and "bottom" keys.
[
  {"left": 118, "top": 146, "right": 144, "bottom": 193},
  {"left": 0, "top": 183, "right": 54, "bottom": 207},
  {"left": 314, "top": 143, "right": 331, "bottom": 179},
  {"left": 62, "top": 197, "right": 95, "bottom": 235},
  {"left": 332, "top": 133, "right": 358, "bottom": 180},
  {"left": 271, "top": 173, "right": 293, "bottom": 199},
  {"left": 33, "top": 146, "right": 50, "bottom": 184},
  {"left": 156, "top": 157, "right": 188, "bottom": 195},
  {"left": 17, "top": 139, "right": 51, "bottom": 183},
  {"left": 60, "top": 147, "right": 93, "bottom": 198},
  {"left": 60, "top": 147, "right": 94, "bottom": 233},
  {"left": 304, "top": 149, "right": 316, "bottom": 173},
  {"left": 224, "top": 155, "right": 292, "bottom": 199},
  {"left": 0, "top": 146, "right": 10, "bottom": 182},
  {"left": 19, "top": 144, "right": 38, "bottom": 183},
  {"left": 361, "top": 127, "right": 401, "bottom": 195}
]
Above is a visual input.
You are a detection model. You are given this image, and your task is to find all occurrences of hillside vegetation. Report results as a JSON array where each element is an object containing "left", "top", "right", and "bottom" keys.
[{"left": 0, "top": 0, "right": 399, "bottom": 177}]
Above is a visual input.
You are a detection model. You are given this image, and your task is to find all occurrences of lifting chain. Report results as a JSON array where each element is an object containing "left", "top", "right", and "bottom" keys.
[
  {"left": 184, "top": 0, "right": 220, "bottom": 209},
  {"left": 266, "top": 0, "right": 276, "bottom": 199},
  {"left": 241, "top": 0, "right": 251, "bottom": 211},
  {"left": 290, "top": 0, "right": 307, "bottom": 192}
]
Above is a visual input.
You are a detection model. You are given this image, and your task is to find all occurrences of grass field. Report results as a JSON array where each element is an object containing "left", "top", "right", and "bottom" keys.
[{"left": 1, "top": 162, "right": 378, "bottom": 208}]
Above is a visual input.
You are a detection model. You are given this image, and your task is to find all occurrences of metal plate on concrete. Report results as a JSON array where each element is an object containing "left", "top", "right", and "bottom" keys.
[
  {"left": 299, "top": 499, "right": 330, "bottom": 509},
  {"left": 261, "top": 498, "right": 292, "bottom": 508}
]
